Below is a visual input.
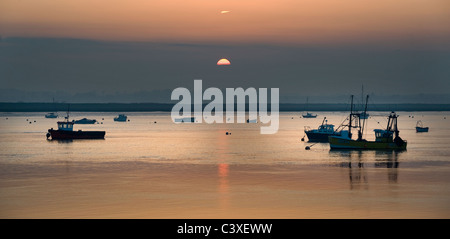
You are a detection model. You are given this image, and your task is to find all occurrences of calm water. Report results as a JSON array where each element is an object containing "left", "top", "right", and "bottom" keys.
[{"left": 0, "top": 111, "right": 449, "bottom": 218}]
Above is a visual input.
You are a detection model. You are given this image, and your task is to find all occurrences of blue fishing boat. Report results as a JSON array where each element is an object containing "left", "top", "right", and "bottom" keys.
[{"left": 304, "top": 117, "right": 340, "bottom": 142}]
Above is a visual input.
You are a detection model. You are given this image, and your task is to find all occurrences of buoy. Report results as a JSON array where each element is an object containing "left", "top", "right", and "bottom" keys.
[
  {"left": 154, "top": 121, "right": 157, "bottom": 123},
  {"left": 226, "top": 132, "right": 229, "bottom": 135},
  {"left": 305, "top": 146, "right": 310, "bottom": 150}
]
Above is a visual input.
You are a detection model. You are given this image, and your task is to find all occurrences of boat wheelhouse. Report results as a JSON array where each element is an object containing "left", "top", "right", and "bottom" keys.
[{"left": 304, "top": 117, "right": 340, "bottom": 142}]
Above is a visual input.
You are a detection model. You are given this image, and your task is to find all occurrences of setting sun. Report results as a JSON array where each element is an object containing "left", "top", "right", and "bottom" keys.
[{"left": 217, "top": 58, "right": 231, "bottom": 66}]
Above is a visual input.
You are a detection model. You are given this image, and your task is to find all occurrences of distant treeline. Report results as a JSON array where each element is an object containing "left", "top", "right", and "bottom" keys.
[{"left": 1, "top": 102, "right": 450, "bottom": 112}]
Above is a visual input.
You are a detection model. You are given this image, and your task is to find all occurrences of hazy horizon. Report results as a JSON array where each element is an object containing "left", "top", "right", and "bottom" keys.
[{"left": 1, "top": 87, "right": 450, "bottom": 104}]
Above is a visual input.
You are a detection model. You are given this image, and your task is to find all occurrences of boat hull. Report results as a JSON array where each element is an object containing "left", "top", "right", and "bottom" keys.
[
  {"left": 416, "top": 127, "right": 429, "bottom": 132},
  {"left": 48, "top": 129, "right": 105, "bottom": 140},
  {"left": 74, "top": 121, "right": 96, "bottom": 124},
  {"left": 305, "top": 132, "right": 338, "bottom": 142},
  {"left": 328, "top": 136, "right": 407, "bottom": 150}
]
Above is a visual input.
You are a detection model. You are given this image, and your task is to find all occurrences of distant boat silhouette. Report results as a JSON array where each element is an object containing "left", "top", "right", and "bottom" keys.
[
  {"left": 360, "top": 112, "right": 369, "bottom": 119},
  {"left": 174, "top": 117, "right": 195, "bottom": 123},
  {"left": 73, "top": 118, "right": 97, "bottom": 124},
  {"left": 45, "top": 98, "right": 58, "bottom": 118},
  {"left": 114, "top": 114, "right": 128, "bottom": 122},
  {"left": 302, "top": 97, "right": 317, "bottom": 118},
  {"left": 45, "top": 112, "right": 58, "bottom": 118},
  {"left": 302, "top": 112, "right": 317, "bottom": 118}
]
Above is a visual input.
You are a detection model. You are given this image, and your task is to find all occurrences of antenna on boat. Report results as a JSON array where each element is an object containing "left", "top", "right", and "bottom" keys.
[
  {"left": 348, "top": 95, "right": 354, "bottom": 139},
  {"left": 66, "top": 104, "right": 70, "bottom": 122}
]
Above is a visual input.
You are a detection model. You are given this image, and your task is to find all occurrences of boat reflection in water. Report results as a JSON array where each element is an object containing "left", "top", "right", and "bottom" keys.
[{"left": 330, "top": 150, "right": 401, "bottom": 190}]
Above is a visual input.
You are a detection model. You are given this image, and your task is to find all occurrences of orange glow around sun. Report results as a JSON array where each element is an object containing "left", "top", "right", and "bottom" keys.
[{"left": 217, "top": 58, "right": 231, "bottom": 65}]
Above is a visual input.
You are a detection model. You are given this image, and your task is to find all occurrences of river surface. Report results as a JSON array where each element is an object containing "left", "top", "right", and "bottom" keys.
[{"left": 0, "top": 111, "right": 449, "bottom": 218}]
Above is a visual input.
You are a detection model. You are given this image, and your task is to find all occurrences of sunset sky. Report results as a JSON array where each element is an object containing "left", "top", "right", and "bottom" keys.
[
  {"left": 2, "top": 0, "right": 449, "bottom": 45},
  {"left": 1, "top": 0, "right": 449, "bottom": 102}
]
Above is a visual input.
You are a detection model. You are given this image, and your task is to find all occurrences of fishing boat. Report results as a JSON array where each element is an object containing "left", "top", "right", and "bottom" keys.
[
  {"left": 45, "top": 112, "right": 58, "bottom": 118},
  {"left": 304, "top": 117, "right": 340, "bottom": 142},
  {"left": 416, "top": 121, "right": 429, "bottom": 132},
  {"left": 328, "top": 95, "right": 407, "bottom": 150},
  {"left": 47, "top": 111, "right": 105, "bottom": 140},
  {"left": 302, "top": 97, "right": 317, "bottom": 118},
  {"left": 73, "top": 118, "right": 97, "bottom": 124},
  {"left": 114, "top": 114, "right": 128, "bottom": 122}
]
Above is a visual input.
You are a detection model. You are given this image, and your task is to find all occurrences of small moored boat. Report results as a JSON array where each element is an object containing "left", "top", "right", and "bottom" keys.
[
  {"left": 174, "top": 117, "right": 195, "bottom": 123},
  {"left": 302, "top": 112, "right": 317, "bottom": 118},
  {"left": 45, "top": 112, "right": 58, "bottom": 118},
  {"left": 416, "top": 121, "right": 429, "bottom": 132},
  {"left": 73, "top": 118, "right": 97, "bottom": 124},
  {"left": 302, "top": 97, "right": 317, "bottom": 118},
  {"left": 114, "top": 114, "right": 128, "bottom": 122}
]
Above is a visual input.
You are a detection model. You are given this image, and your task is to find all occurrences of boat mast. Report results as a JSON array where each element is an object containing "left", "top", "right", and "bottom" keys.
[
  {"left": 305, "top": 97, "right": 309, "bottom": 112},
  {"left": 361, "top": 84, "right": 365, "bottom": 112},
  {"left": 387, "top": 112, "right": 399, "bottom": 139},
  {"left": 349, "top": 95, "right": 353, "bottom": 139},
  {"left": 361, "top": 95, "right": 369, "bottom": 139}
]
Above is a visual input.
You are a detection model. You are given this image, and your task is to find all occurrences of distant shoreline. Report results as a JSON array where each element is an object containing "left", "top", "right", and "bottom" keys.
[{"left": 1, "top": 102, "right": 450, "bottom": 112}]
